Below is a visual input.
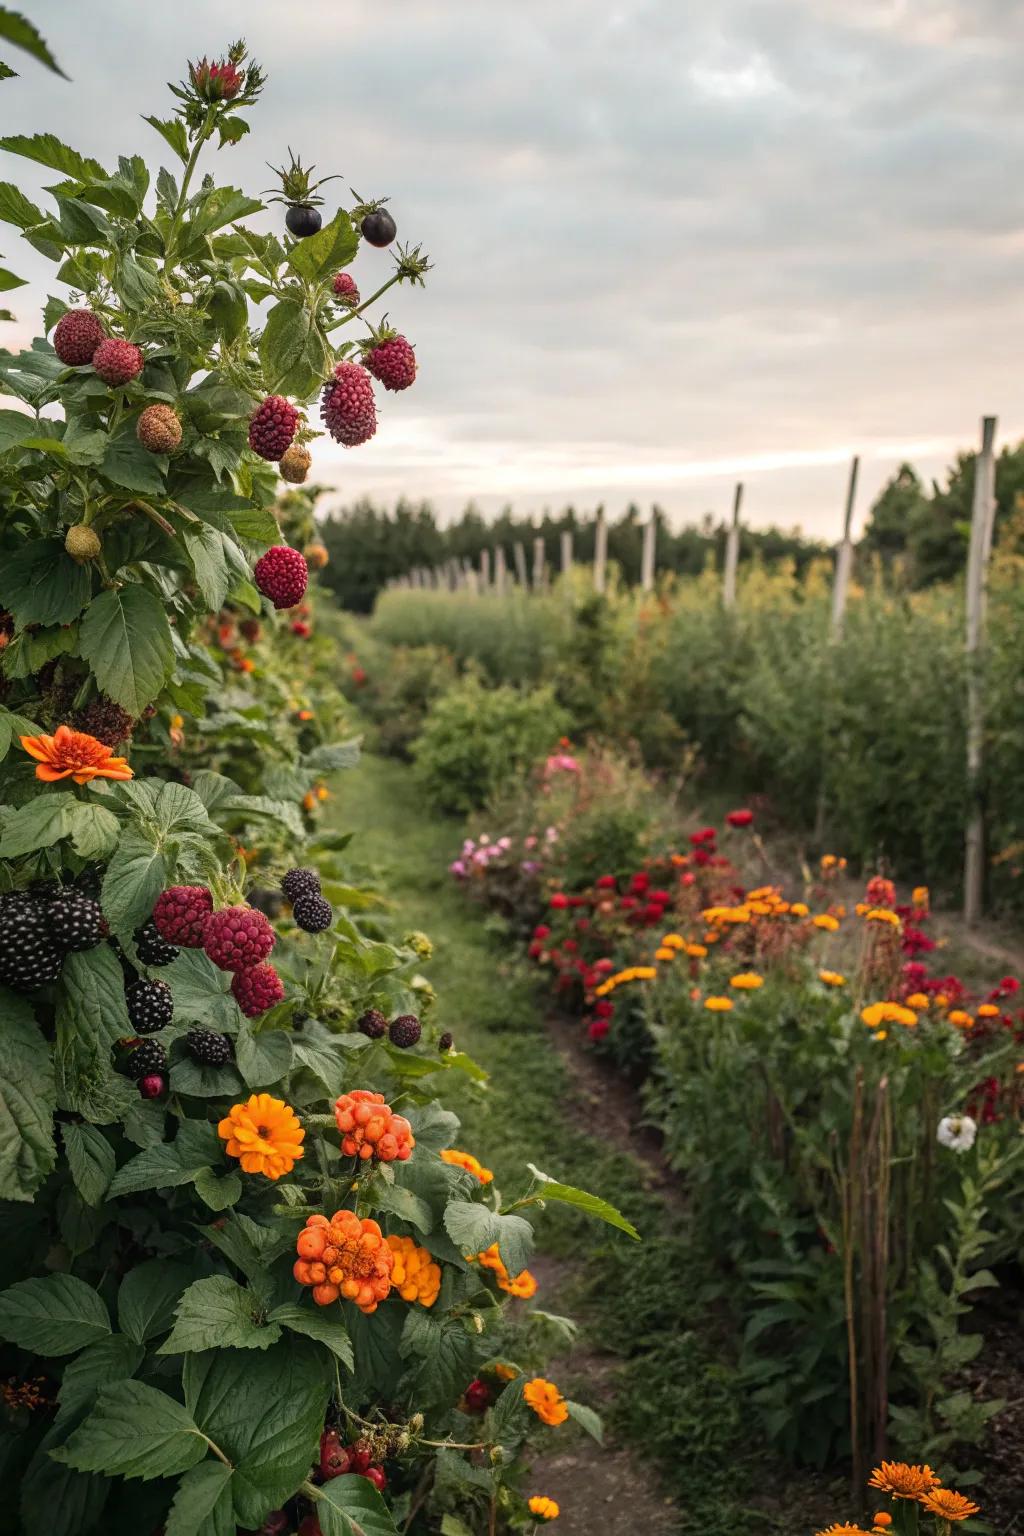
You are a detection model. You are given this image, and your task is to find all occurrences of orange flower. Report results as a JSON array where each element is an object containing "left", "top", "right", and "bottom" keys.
[
  {"left": 729, "top": 972, "right": 764, "bottom": 990},
  {"left": 704, "top": 996, "right": 733, "bottom": 1012},
  {"left": 911, "top": 886, "right": 929, "bottom": 909},
  {"left": 334, "top": 1090, "right": 414, "bottom": 1163},
  {"left": 948, "top": 1010, "right": 974, "bottom": 1030},
  {"left": 684, "top": 943, "right": 708, "bottom": 958},
  {"left": 441, "top": 1148, "right": 494, "bottom": 1184},
  {"left": 813, "top": 914, "right": 840, "bottom": 932},
  {"left": 528, "top": 1496, "right": 560, "bottom": 1520},
  {"left": 523, "top": 1377, "right": 568, "bottom": 1426},
  {"left": 976, "top": 1003, "right": 999, "bottom": 1018},
  {"left": 819, "top": 970, "right": 846, "bottom": 987},
  {"left": 872, "top": 1517, "right": 892, "bottom": 1530},
  {"left": 655, "top": 947, "right": 675, "bottom": 962},
  {"left": 475, "top": 1243, "right": 538, "bottom": 1298},
  {"left": 293, "top": 1209, "right": 393, "bottom": 1312},
  {"left": 918, "top": 1489, "right": 979, "bottom": 1522},
  {"left": 867, "top": 1462, "right": 941, "bottom": 1500},
  {"left": 790, "top": 901, "right": 810, "bottom": 917},
  {"left": 386, "top": 1234, "right": 441, "bottom": 1307},
  {"left": 815, "top": 1526, "right": 873, "bottom": 1536},
  {"left": 218, "top": 1093, "right": 304, "bottom": 1179},
  {"left": 20, "top": 724, "right": 133, "bottom": 784},
  {"left": 905, "top": 993, "right": 930, "bottom": 1009},
  {"left": 866, "top": 908, "right": 900, "bottom": 927}
]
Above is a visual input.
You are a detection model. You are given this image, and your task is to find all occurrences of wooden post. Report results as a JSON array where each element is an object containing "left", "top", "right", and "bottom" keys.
[
  {"left": 641, "top": 511, "right": 656, "bottom": 592},
  {"left": 479, "top": 547, "right": 491, "bottom": 591},
  {"left": 593, "top": 507, "right": 607, "bottom": 594},
  {"left": 513, "top": 540, "right": 528, "bottom": 588},
  {"left": 494, "top": 546, "right": 507, "bottom": 596},
  {"left": 560, "top": 528, "right": 573, "bottom": 575},
  {"left": 830, "top": 456, "right": 860, "bottom": 637},
  {"left": 722, "top": 482, "right": 743, "bottom": 607},
  {"left": 964, "top": 415, "right": 998, "bottom": 926},
  {"left": 532, "top": 535, "right": 546, "bottom": 591}
]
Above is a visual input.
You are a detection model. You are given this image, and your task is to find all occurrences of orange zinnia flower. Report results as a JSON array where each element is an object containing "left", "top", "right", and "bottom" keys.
[
  {"left": 867, "top": 1462, "right": 941, "bottom": 1500},
  {"left": 475, "top": 1243, "right": 538, "bottom": 1298},
  {"left": 523, "top": 1377, "right": 568, "bottom": 1426},
  {"left": 20, "top": 724, "right": 133, "bottom": 784},
  {"left": 441, "top": 1148, "right": 494, "bottom": 1184},
  {"left": 218, "top": 1093, "right": 305, "bottom": 1179},
  {"left": 704, "top": 996, "right": 733, "bottom": 1012},
  {"left": 918, "top": 1489, "right": 979, "bottom": 1522},
  {"left": 528, "top": 1496, "right": 560, "bottom": 1520}
]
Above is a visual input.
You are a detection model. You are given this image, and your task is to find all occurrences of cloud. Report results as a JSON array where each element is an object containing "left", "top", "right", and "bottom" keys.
[{"left": 3, "top": 0, "right": 1021, "bottom": 536}]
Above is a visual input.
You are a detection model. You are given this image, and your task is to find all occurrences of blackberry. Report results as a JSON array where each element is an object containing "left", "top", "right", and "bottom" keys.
[
  {"left": 73, "top": 694, "right": 135, "bottom": 748},
  {"left": 439, "top": 1032, "right": 454, "bottom": 1053},
  {"left": 135, "top": 920, "right": 179, "bottom": 967},
  {"left": 185, "top": 1028, "right": 231, "bottom": 1067},
  {"left": 388, "top": 1013, "right": 421, "bottom": 1049},
  {"left": 48, "top": 892, "right": 105, "bottom": 953},
  {"left": 292, "top": 892, "right": 333, "bottom": 933},
  {"left": 281, "top": 867, "right": 321, "bottom": 903},
  {"left": 0, "top": 895, "right": 63, "bottom": 991},
  {"left": 124, "top": 1038, "right": 167, "bottom": 1079},
  {"left": 358, "top": 1008, "right": 388, "bottom": 1040},
  {"left": 126, "top": 978, "right": 174, "bottom": 1034}
]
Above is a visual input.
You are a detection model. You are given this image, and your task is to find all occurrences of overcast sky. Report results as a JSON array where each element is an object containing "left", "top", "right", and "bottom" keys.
[{"left": 4, "top": 0, "right": 1023, "bottom": 536}]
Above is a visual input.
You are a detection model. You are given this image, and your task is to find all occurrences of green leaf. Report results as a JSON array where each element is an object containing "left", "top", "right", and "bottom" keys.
[
  {"left": 58, "top": 944, "right": 131, "bottom": 1043},
  {"left": 58, "top": 1333, "right": 145, "bottom": 1415},
  {"left": 0, "top": 705, "right": 40, "bottom": 760},
  {"left": 170, "top": 1057, "right": 247, "bottom": 1099},
  {"left": 143, "top": 114, "right": 189, "bottom": 164},
  {"left": 107, "top": 1120, "right": 221, "bottom": 1198},
  {"left": 0, "top": 536, "right": 90, "bottom": 626},
  {"left": 159, "top": 1275, "right": 281, "bottom": 1355},
  {"left": 62, "top": 1122, "right": 115, "bottom": 1206},
  {"left": 488, "top": 1376, "right": 530, "bottom": 1456},
  {"left": 101, "top": 825, "right": 165, "bottom": 940},
  {"left": 193, "top": 1165, "right": 243, "bottom": 1211},
  {"left": 101, "top": 435, "right": 167, "bottom": 494},
  {"left": 67, "top": 800, "right": 120, "bottom": 859},
  {"left": 20, "top": 1426, "right": 108, "bottom": 1536},
  {"left": 443, "top": 1201, "right": 534, "bottom": 1278},
  {"left": 0, "top": 132, "right": 105, "bottom": 181},
  {"left": 118, "top": 1260, "right": 195, "bottom": 1345},
  {"left": 165, "top": 1461, "right": 235, "bottom": 1536},
  {"left": 370, "top": 1181, "right": 433, "bottom": 1234},
  {"left": 0, "top": 989, "right": 56, "bottom": 1200},
  {"left": 52, "top": 1380, "right": 208, "bottom": 1481},
  {"left": 259, "top": 297, "right": 329, "bottom": 399},
  {"left": 183, "top": 524, "right": 245, "bottom": 610},
  {"left": 400, "top": 1308, "right": 478, "bottom": 1410},
  {"left": 79, "top": 583, "right": 174, "bottom": 714},
  {"left": 566, "top": 1399, "right": 603, "bottom": 1442},
  {"left": 525, "top": 1166, "right": 641, "bottom": 1240},
  {"left": 286, "top": 209, "right": 358, "bottom": 284},
  {"left": 0, "top": 792, "right": 75, "bottom": 857},
  {"left": 0, "top": 1272, "right": 110, "bottom": 1355},
  {"left": 235, "top": 1021, "right": 293, "bottom": 1089},
  {"left": 0, "top": 11, "right": 67, "bottom": 77},
  {"left": 268, "top": 1302, "right": 354, "bottom": 1368},
  {"left": 317, "top": 1475, "right": 400, "bottom": 1536},
  {"left": 0, "top": 263, "right": 25, "bottom": 290}
]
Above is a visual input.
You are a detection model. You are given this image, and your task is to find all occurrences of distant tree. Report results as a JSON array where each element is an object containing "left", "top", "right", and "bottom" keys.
[{"left": 859, "top": 464, "right": 926, "bottom": 567}]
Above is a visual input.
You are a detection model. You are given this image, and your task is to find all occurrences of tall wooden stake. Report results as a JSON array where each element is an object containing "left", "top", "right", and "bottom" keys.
[
  {"left": 479, "top": 547, "right": 491, "bottom": 591},
  {"left": 593, "top": 506, "right": 607, "bottom": 594},
  {"left": 830, "top": 456, "right": 860, "bottom": 637},
  {"left": 722, "top": 482, "right": 743, "bottom": 607},
  {"left": 494, "top": 546, "right": 507, "bottom": 596},
  {"left": 641, "top": 511, "right": 656, "bottom": 592},
  {"left": 964, "top": 415, "right": 998, "bottom": 926},
  {"left": 532, "top": 535, "right": 546, "bottom": 591},
  {"left": 560, "top": 528, "right": 573, "bottom": 575},
  {"left": 513, "top": 540, "right": 528, "bottom": 588}
]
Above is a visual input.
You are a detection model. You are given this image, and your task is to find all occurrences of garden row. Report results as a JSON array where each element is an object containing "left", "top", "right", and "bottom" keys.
[
  {"left": 0, "top": 41, "right": 631, "bottom": 1536},
  {"left": 347, "top": 624, "right": 1024, "bottom": 1530},
  {"left": 364, "top": 555, "right": 1024, "bottom": 912}
]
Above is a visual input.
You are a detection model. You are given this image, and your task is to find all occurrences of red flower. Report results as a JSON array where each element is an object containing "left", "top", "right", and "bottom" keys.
[
  {"left": 596, "top": 874, "right": 617, "bottom": 890},
  {"left": 726, "top": 808, "right": 754, "bottom": 828},
  {"left": 594, "top": 1000, "right": 614, "bottom": 1018},
  {"left": 689, "top": 828, "right": 717, "bottom": 846},
  {"left": 533, "top": 924, "right": 551, "bottom": 940},
  {"left": 587, "top": 1017, "right": 610, "bottom": 1042},
  {"left": 550, "top": 893, "right": 569, "bottom": 910}
]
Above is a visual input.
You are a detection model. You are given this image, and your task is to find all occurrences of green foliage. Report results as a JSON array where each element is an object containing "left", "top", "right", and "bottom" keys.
[{"left": 412, "top": 676, "right": 568, "bottom": 814}]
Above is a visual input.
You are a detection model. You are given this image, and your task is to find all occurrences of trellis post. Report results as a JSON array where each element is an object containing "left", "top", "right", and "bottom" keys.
[
  {"left": 494, "top": 546, "right": 507, "bottom": 596},
  {"left": 964, "top": 415, "right": 998, "bottom": 926},
  {"left": 532, "top": 535, "right": 546, "bottom": 591},
  {"left": 593, "top": 507, "right": 607, "bottom": 594},
  {"left": 722, "top": 482, "right": 743, "bottom": 607},
  {"left": 830, "top": 456, "right": 860, "bottom": 637},
  {"left": 479, "top": 547, "right": 491, "bottom": 591},
  {"left": 513, "top": 540, "right": 528, "bottom": 588},
  {"left": 641, "top": 510, "right": 656, "bottom": 592}
]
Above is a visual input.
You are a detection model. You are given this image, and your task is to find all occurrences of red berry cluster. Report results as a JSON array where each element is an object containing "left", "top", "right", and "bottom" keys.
[
  {"left": 248, "top": 395, "right": 300, "bottom": 461},
  {"left": 151, "top": 886, "right": 284, "bottom": 1021},
  {"left": 318, "top": 1428, "right": 387, "bottom": 1490},
  {"left": 364, "top": 334, "right": 416, "bottom": 392},
  {"left": 253, "top": 545, "right": 309, "bottom": 610},
  {"left": 320, "top": 360, "right": 377, "bottom": 446}
]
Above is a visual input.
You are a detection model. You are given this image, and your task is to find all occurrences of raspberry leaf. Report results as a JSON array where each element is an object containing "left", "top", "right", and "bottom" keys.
[
  {"left": 0, "top": 1272, "right": 110, "bottom": 1355},
  {"left": 316, "top": 1474, "right": 401, "bottom": 1536},
  {"left": 79, "top": 584, "right": 175, "bottom": 715},
  {"left": 0, "top": 792, "right": 76, "bottom": 858},
  {"left": 267, "top": 1302, "right": 354, "bottom": 1369},
  {"left": 234, "top": 1018, "right": 293, "bottom": 1088},
  {"left": 51, "top": 1379, "right": 209, "bottom": 1480},
  {"left": 259, "top": 297, "right": 329, "bottom": 399},
  {"left": 442, "top": 1201, "right": 534, "bottom": 1278},
  {"left": 0, "top": 535, "right": 90, "bottom": 626},
  {"left": 522, "top": 1165, "right": 641, "bottom": 1240},
  {"left": 0, "top": 990, "right": 56, "bottom": 1201},
  {"left": 286, "top": 208, "right": 358, "bottom": 285},
  {"left": 118, "top": 1260, "right": 196, "bottom": 1345},
  {"left": 165, "top": 1460, "right": 235, "bottom": 1536},
  {"left": 158, "top": 1275, "right": 281, "bottom": 1355},
  {"left": 61, "top": 1122, "right": 115, "bottom": 1207}
]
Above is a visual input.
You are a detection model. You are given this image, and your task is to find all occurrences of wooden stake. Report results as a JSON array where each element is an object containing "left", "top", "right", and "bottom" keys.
[
  {"left": 830, "top": 455, "right": 860, "bottom": 637},
  {"left": 641, "top": 511, "right": 657, "bottom": 592},
  {"left": 479, "top": 547, "right": 491, "bottom": 591},
  {"left": 593, "top": 506, "right": 608, "bottom": 594},
  {"left": 722, "top": 482, "right": 743, "bottom": 607},
  {"left": 964, "top": 415, "right": 998, "bottom": 926},
  {"left": 494, "top": 546, "right": 507, "bottom": 596},
  {"left": 513, "top": 540, "right": 528, "bottom": 588},
  {"left": 560, "top": 528, "right": 573, "bottom": 575},
  {"left": 532, "top": 534, "right": 546, "bottom": 592}
]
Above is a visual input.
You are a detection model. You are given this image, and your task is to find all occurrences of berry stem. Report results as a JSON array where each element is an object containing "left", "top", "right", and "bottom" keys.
[
  {"left": 166, "top": 107, "right": 216, "bottom": 263},
  {"left": 327, "top": 273, "right": 402, "bottom": 331}
]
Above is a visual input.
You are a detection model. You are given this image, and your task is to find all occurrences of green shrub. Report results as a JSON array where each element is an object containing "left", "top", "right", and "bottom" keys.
[
  {"left": 360, "top": 643, "right": 458, "bottom": 759},
  {"left": 413, "top": 677, "right": 568, "bottom": 813}
]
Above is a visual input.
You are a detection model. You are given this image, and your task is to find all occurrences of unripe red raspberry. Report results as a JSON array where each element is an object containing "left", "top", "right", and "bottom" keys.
[
  {"left": 463, "top": 1379, "right": 492, "bottom": 1413},
  {"left": 319, "top": 1428, "right": 350, "bottom": 1481},
  {"left": 364, "top": 334, "right": 417, "bottom": 392},
  {"left": 137, "top": 403, "right": 182, "bottom": 454},
  {"left": 279, "top": 444, "right": 311, "bottom": 483},
  {"left": 230, "top": 961, "right": 285, "bottom": 1017},
  {"left": 93, "top": 337, "right": 144, "bottom": 386},
  {"left": 152, "top": 885, "right": 213, "bottom": 948},
  {"left": 248, "top": 395, "right": 299, "bottom": 461},
  {"left": 253, "top": 545, "right": 309, "bottom": 610},
  {"left": 53, "top": 308, "right": 105, "bottom": 366},
  {"left": 138, "top": 1073, "right": 166, "bottom": 1099},
  {"left": 291, "top": 620, "right": 312, "bottom": 639},
  {"left": 362, "top": 1467, "right": 387, "bottom": 1491},
  {"left": 64, "top": 525, "right": 101, "bottom": 563},
  {"left": 332, "top": 272, "right": 360, "bottom": 305},
  {"left": 320, "top": 361, "right": 376, "bottom": 447},
  {"left": 204, "top": 905, "right": 276, "bottom": 972}
]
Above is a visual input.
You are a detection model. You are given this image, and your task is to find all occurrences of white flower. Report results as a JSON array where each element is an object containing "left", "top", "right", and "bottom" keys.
[{"left": 937, "top": 1114, "right": 977, "bottom": 1154}]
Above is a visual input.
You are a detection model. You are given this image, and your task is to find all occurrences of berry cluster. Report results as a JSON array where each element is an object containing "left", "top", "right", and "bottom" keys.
[
  {"left": 253, "top": 545, "right": 309, "bottom": 610},
  {"left": 248, "top": 394, "right": 299, "bottom": 461},
  {"left": 279, "top": 867, "right": 333, "bottom": 933},
  {"left": 293, "top": 1210, "right": 394, "bottom": 1312},
  {"left": 320, "top": 361, "right": 377, "bottom": 447},
  {"left": 318, "top": 1427, "right": 388, "bottom": 1491},
  {"left": 0, "top": 888, "right": 105, "bottom": 993},
  {"left": 333, "top": 1090, "right": 415, "bottom": 1163},
  {"left": 150, "top": 885, "right": 283, "bottom": 1019}
]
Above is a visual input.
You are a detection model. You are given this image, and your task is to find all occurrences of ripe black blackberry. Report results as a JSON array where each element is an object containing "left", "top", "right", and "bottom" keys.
[
  {"left": 185, "top": 1028, "right": 231, "bottom": 1067},
  {"left": 0, "top": 894, "right": 64, "bottom": 991},
  {"left": 124, "top": 1038, "right": 167, "bottom": 1079},
  {"left": 48, "top": 892, "right": 105, "bottom": 953},
  {"left": 281, "top": 867, "right": 321, "bottom": 903},
  {"left": 135, "top": 920, "right": 179, "bottom": 967},
  {"left": 292, "top": 891, "right": 333, "bottom": 933},
  {"left": 126, "top": 978, "right": 174, "bottom": 1034},
  {"left": 388, "top": 1013, "right": 421, "bottom": 1049},
  {"left": 438, "top": 1031, "right": 454, "bottom": 1053},
  {"left": 357, "top": 1008, "right": 388, "bottom": 1040}
]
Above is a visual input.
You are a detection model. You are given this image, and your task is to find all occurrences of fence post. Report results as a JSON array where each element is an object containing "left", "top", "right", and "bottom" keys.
[
  {"left": 593, "top": 507, "right": 607, "bottom": 594},
  {"left": 479, "top": 547, "right": 491, "bottom": 591},
  {"left": 513, "top": 541, "right": 528, "bottom": 588},
  {"left": 830, "top": 456, "right": 860, "bottom": 637},
  {"left": 494, "top": 546, "right": 507, "bottom": 596},
  {"left": 641, "top": 511, "right": 657, "bottom": 592},
  {"left": 964, "top": 415, "right": 998, "bottom": 926},
  {"left": 560, "top": 528, "right": 573, "bottom": 575},
  {"left": 722, "top": 482, "right": 743, "bottom": 607},
  {"left": 532, "top": 535, "right": 546, "bottom": 592}
]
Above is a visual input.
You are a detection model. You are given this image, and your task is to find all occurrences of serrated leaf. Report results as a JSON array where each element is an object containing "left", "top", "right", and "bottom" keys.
[
  {"left": 0, "top": 536, "right": 90, "bottom": 626},
  {"left": 316, "top": 1475, "right": 400, "bottom": 1536},
  {"left": 67, "top": 799, "right": 120, "bottom": 859},
  {"left": 159, "top": 1275, "right": 281, "bottom": 1355},
  {"left": 566, "top": 1398, "right": 603, "bottom": 1442},
  {"left": 0, "top": 132, "right": 105, "bottom": 181},
  {"left": 101, "top": 825, "right": 165, "bottom": 940},
  {"left": 118, "top": 1260, "right": 195, "bottom": 1345},
  {"left": 0, "top": 989, "right": 56, "bottom": 1200},
  {"left": 58, "top": 1334, "right": 145, "bottom": 1414},
  {"left": 268, "top": 1302, "right": 354, "bottom": 1368},
  {"left": 235, "top": 1021, "right": 293, "bottom": 1089},
  {"left": 0, "top": 14, "right": 67, "bottom": 77},
  {"left": 0, "top": 1272, "right": 110, "bottom": 1355},
  {"left": 0, "top": 791, "right": 75, "bottom": 856},
  {"left": 370, "top": 1181, "right": 433, "bottom": 1234},
  {"left": 259, "top": 297, "right": 329, "bottom": 399},
  {"left": 443, "top": 1201, "right": 534, "bottom": 1278},
  {"left": 58, "top": 945, "right": 131, "bottom": 1043},
  {"left": 101, "top": 436, "right": 167, "bottom": 494},
  {"left": 62, "top": 1122, "right": 115, "bottom": 1206},
  {"left": 52, "top": 1380, "right": 208, "bottom": 1481},
  {"left": 525, "top": 1166, "right": 641, "bottom": 1240},
  {"left": 286, "top": 209, "right": 358, "bottom": 284},
  {"left": 193, "top": 1165, "right": 243, "bottom": 1211},
  {"left": 107, "top": 1120, "right": 221, "bottom": 1198},
  {"left": 79, "top": 583, "right": 174, "bottom": 714},
  {"left": 143, "top": 114, "right": 189, "bottom": 164},
  {"left": 165, "top": 1460, "right": 235, "bottom": 1536}
]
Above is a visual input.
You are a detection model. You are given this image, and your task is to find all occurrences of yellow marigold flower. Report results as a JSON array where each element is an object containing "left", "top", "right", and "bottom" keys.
[
  {"left": 861, "top": 1002, "right": 917, "bottom": 1029},
  {"left": 912, "top": 885, "right": 929, "bottom": 908},
  {"left": 747, "top": 900, "right": 773, "bottom": 916},
  {"left": 655, "top": 947, "right": 675, "bottom": 962},
  {"left": 701, "top": 905, "right": 751, "bottom": 925},
  {"left": 594, "top": 980, "right": 614, "bottom": 997},
  {"left": 20, "top": 725, "right": 133, "bottom": 784},
  {"left": 523, "top": 1377, "right": 568, "bottom": 1426},
  {"left": 934, "top": 992, "right": 950, "bottom": 1008},
  {"left": 867, "top": 1462, "right": 941, "bottom": 1500},
  {"left": 474, "top": 1243, "right": 538, "bottom": 1299},
  {"left": 905, "top": 993, "right": 930, "bottom": 1009},
  {"left": 170, "top": 713, "right": 184, "bottom": 729},
  {"left": 747, "top": 885, "right": 775, "bottom": 901},
  {"left": 948, "top": 1009, "right": 974, "bottom": 1029},
  {"left": 684, "top": 943, "right": 708, "bottom": 958},
  {"left": 661, "top": 933, "right": 685, "bottom": 950},
  {"left": 820, "top": 855, "right": 837, "bottom": 869},
  {"left": 704, "top": 996, "right": 733, "bottom": 1012},
  {"left": 386, "top": 1234, "right": 441, "bottom": 1307},
  {"left": 441, "top": 1148, "right": 494, "bottom": 1184},
  {"left": 918, "top": 1489, "right": 979, "bottom": 1522},
  {"left": 790, "top": 901, "right": 810, "bottom": 917},
  {"left": 729, "top": 972, "right": 764, "bottom": 990},
  {"left": 813, "top": 914, "right": 840, "bottom": 932},
  {"left": 316, "top": 785, "right": 330, "bottom": 802},
  {"left": 819, "top": 970, "right": 846, "bottom": 987},
  {"left": 528, "top": 1497, "right": 560, "bottom": 1521},
  {"left": 976, "top": 1002, "right": 1000, "bottom": 1018},
  {"left": 217, "top": 1093, "right": 304, "bottom": 1180},
  {"left": 703, "top": 930, "right": 722, "bottom": 944},
  {"left": 303, "top": 791, "right": 316, "bottom": 811},
  {"left": 634, "top": 966, "right": 657, "bottom": 980},
  {"left": 855, "top": 902, "right": 869, "bottom": 916},
  {"left": 866, "top": 908, "right": 900, "bottom": 927}
]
